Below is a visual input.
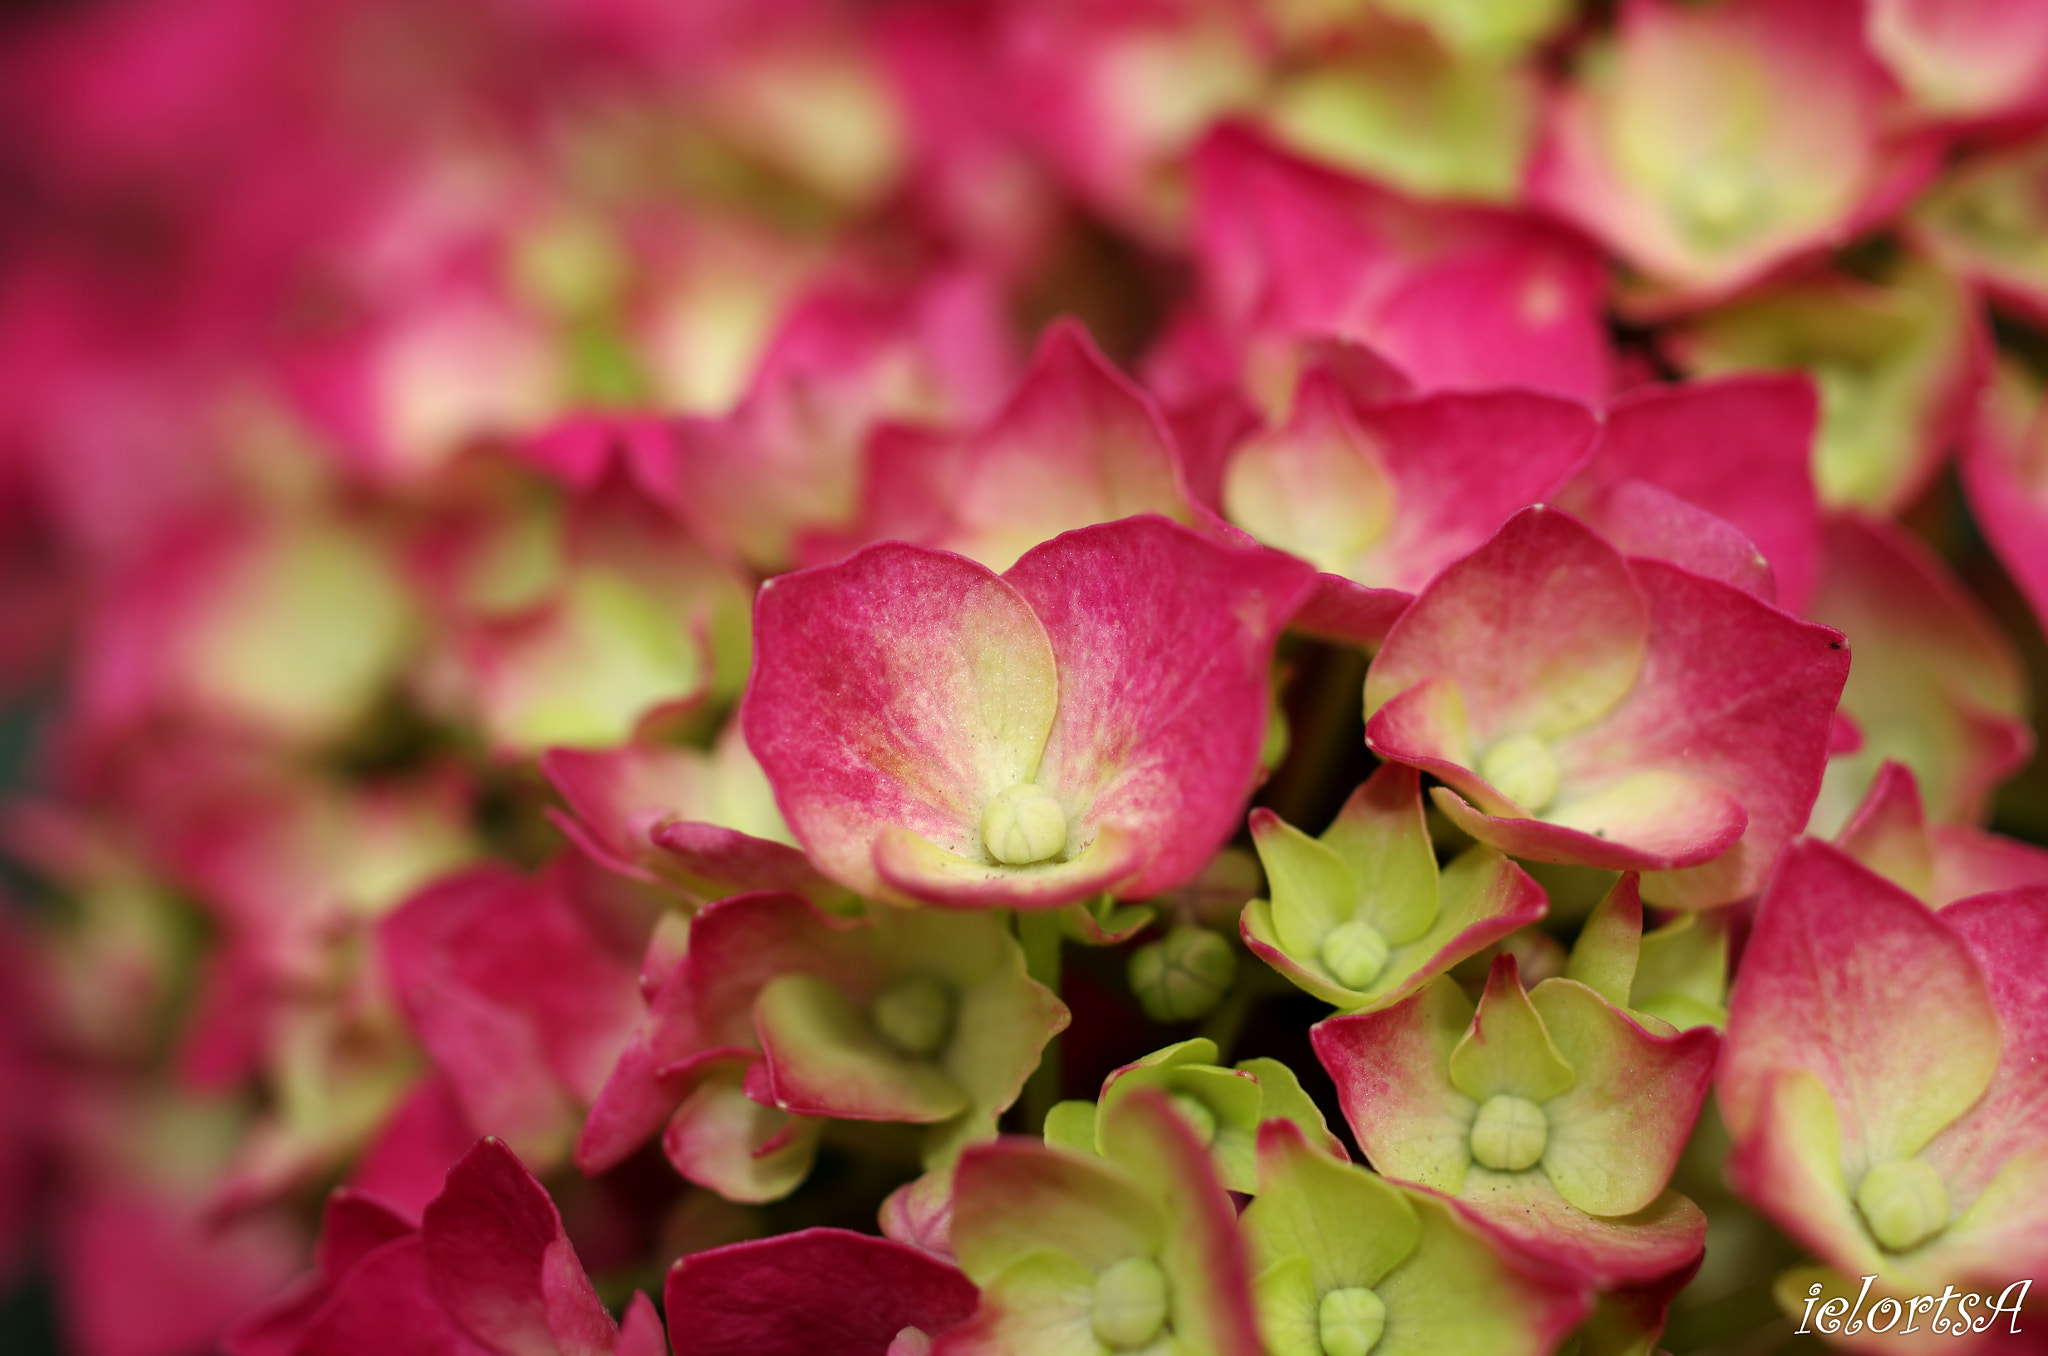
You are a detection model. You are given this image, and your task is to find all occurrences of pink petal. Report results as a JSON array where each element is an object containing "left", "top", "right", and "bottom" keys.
[
  {"left": 1570, "top": 479, "right": 1776, "bottom": 602},
  {"left": 1429, "top": 779, "right": 1747, "bottom": 873},
  {"left": 1720, "top": 841, "right": 2002, "bottom": 1180},
  {"left": 1962, "top": 367, "right": 2048, "bottom": 644},
  {"left": 617, "top": 1294, "right": 666, "bottom": 1356},
  {"left": 648, "top": 820, "right": 828, "bottom": 900},
  {"left": 1191, "top": 127, "right": 1612, "bottom": 402},
  {"left": 1005, "top": 517, "right": 1316, "bottom": 900},
  {"left": 1577, "top": 375, "right": 1820, "bottom": 610},
  {"left": 659, "top": 1053, "right": 821, "bottom": 1204},
  {"left": 1834, "top": 759, "right": 1935, "bottom": 900},
  {"left": 290, "top": 1237, "right": 497, "bottom": 1356},
  {"left": 936, "top": 320, "right": 1203, "bottom": 572},
  {"left": 422, "top": 1139, "right": 616, "bottom": 1356},
  {"left": 1313, "top": 979, "right": 1478, "bottom": 1195},
  {"left": 1366, "top": 506, "right": 1649, "bottom": 752},
  {"left": 1930, "top": 823, "right": 2048, "bottom": 908},
  {"left": 744, "top": 543, "right": 1059, "bottom": 901},
  {"left": 352, "top": 1077, "right": 480, "bottom": 1222},
  {"left": 663, "top": 1228, "right": 978, "bottom": 1356},
  {"left": 1923, "top": 889, "right": 2048, "bottom": 1206},
  {"left": 1447, "top": 1176, "right": 1708, "bottom": 1289}
]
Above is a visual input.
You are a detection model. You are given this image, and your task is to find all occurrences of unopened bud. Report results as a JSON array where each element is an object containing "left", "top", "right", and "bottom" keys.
[
  {"left": 1092, "top": 1255, "right": 1169, "bottom": 1350},
  {"left": 982, "top": 784, "right": 1068, "bottom": 865},
  {"left": 1129, "top": 926, "right": 1238, "bottom": 1022}
]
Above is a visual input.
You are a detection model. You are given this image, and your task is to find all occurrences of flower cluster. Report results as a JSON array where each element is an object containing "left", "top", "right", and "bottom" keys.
[{"left": 2, "top": 1, "right": 2048, "bottom": 1354}]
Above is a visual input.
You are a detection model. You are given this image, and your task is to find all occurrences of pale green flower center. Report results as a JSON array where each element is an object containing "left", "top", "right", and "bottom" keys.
[
  {"left": 1319, "top": 919, "right": 1389, "bottom": 990},
  {"left": 1856, "top": 1158, "right": 1950, "bottom": 1253},
  {"left": 871, "top": 976, "right": 954, "bottom": 1057},
  {"left": 1093, "top": 1256, "right": 1170, "bottom": 1350},
  {"left": 1478, "top": 733, "right": 1560, "bottom": 813},
  {"left": 1168, "top": 1092, "right": 1219, "bottom": 1146},
  {"left": 1470, "top": 1093, "right": 1548, "bottom": 1171},
  {"left": 981, "top": 783, "right": 1067, "bottom": 865},
  {"left": 1319, "top": 1286, "right": 1387, "bottom": 1356}
]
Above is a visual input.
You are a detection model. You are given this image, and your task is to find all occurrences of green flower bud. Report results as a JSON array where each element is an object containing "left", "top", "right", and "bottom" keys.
[
  {"left": 1469, "top": 1094, "right": 1547, "bottom": 1171},
  {"left": 1319, "top": 919, "right": 1389, "bottom": 990},
  {"left": 982, "top": 784, "right": 1068, "bottom": 865},
  {"left": 1092, "top": 1255, "right": 1170, "bottom": 1350},
  {"left": 1856, "top": 1158, "right": 1949, "bottom": 1253},
  {"left": 1319, "top": 1286, "right": 1388, "bottom": 1356},
  {"left": 1478, "top": 733, "right": 1560, "bottom": 813},
  {"left": 1129, "top": 925, "right": 1239, "bottom": 1022},
  {"left": 872, "top": 975, "right": 955, "bottom": 1057}
]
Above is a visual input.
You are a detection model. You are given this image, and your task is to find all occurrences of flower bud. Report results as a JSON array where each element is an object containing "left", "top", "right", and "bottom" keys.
[
  {"left": 872, "top": 976, "right": 955, "bottom": 1058},
  {"left": 981, "top": 783, "right": 1068, "bottom": 865},
  {"left": 1092, "top": 1256, "right": 1170, "bottom": 1350},
  {"left": 1469, "top": 1094, "right": 1548, "bottom": 1171},
  {"left": 1855, "top": 1158, "right": 1949, "bottom": 1252},
  {"left": 1129, "top": 926, "right": 1238, "bottom": 1022},
  {"left": 1319, "top": 1286, "right": 1388, "bottom": 1356},
  {"left": 1319, "top": 919, "right": 1389, "bottom": 990}
]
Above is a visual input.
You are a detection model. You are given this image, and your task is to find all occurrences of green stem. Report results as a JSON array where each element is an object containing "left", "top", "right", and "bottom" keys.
[{"left": 1018, "top": 910, "right": 1065, "bottom": 1132}]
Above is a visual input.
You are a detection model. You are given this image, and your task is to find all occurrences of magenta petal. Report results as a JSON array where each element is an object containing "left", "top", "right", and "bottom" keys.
[
  {"left": 1448, "top": 1178, "right": 1708, "bottom": 1290},
  {"left": 744, "top": 543, "right": 1058, "bottom": 901},
  {"left": 1005, "top": 517, "right": 1317, "bottom": 899},
  {"left": 664, "top": 1228, "right": 978, "bottom": 1356},
  {"left": 617, "top": 1294, "right": 665, "bottom": 1356},
  {"left": 650, "top": 820, "right": 827, "bottom": 899},
  {"left": 1430, "top": 784, "right": 1746, "bottom": 872},
  {"left": 294, "top": 1237, "right": 498, "bottom": 1356},
  {"left": 1288, "top": 574, "right": 1413, "bottom": 649},
  {"left": 1579, "top": 375, "right": 1820, "bottom": 610},
  {"left": 423, "top": 1139, "right": 616, "bottom": 1356}
]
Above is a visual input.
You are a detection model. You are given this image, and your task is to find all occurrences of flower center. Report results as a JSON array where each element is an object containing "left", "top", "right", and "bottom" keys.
[
  {"left": 1092, "top": 1256, "right": 1170, "bottom": 1350},
  {"left": 1478, "top": 733, "right": 1560, "bottom": 813},
  {"left": 1470, "top": 1093, "right": 1548, "bottom": 1171},
  {"left": 1856, "top": 1158, "right": 1950, "bottom": 1253},
  {"left": 981, "top": 783, "right": 1067, "bottom": 865},
  {"left": 871, "top": 976, "right": 954, "bottom": 1058},
  {"left": 1319, "top": 919, "right": 1389, "bottom": 990},
  {"left": 1319, "top": 1286, "right": 1387, "bottom": 1356}
]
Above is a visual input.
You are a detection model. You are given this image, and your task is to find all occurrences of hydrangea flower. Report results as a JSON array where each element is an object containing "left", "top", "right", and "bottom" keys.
[
  {"left": 1242, "top": 762, "right": 1548, "bottom": 1010},
  {"left": 577, "top": 890, "right": 1065, "bottom": 1202},
  {"left": 1241, "top": 1119, "right": 1589, "bottom": 1356},
  {"left": 937, "top": 1088, "right": 1265, "bottom": 1355},
  {"left": 744, "top": 516, "right": 1315, "bottom": 909},
  {"left": 1719, "top": 841, "right": 2048, "bottom": 1306},
  {"left": 1363, "top": 504, "right": 1848, "bottom": 907},
  {"left": 1043, "top": 1038, "right": 1344, "bottom": 1194},
  {"left": 1314, "top": 957, "right": 1718, "bottom": 1287},
  {"left": 1562, "top": 873, "right": 1730, "bottom": 1032}
]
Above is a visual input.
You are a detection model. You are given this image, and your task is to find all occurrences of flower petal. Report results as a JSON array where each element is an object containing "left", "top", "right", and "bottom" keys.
[
  {"left": 1313, "top": 978, "right": 1478, "bottom": 1194},
  {"left": 1452, "top": 1172, "right": 1707, "bottom": 1289},
  {"left": 1372, "top": 1190, "right": 1591, "bottom": 1356},
  {"left": 754, "top": 974, "right": 970, "bottom": 1123},
  {"left": 1448, "top": 957, "right": 1575, "bottom": 1105},
  {"left": 744, "top": 542, "right": 1059, "bottom": 900},
  {"left": 1242, "top": 1120, "right": 1420, "bottom": 1294}
]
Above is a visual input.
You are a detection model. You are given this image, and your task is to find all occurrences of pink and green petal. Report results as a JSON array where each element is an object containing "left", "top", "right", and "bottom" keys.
[
  {"left": 1321, "top": 763, "right": 1440, "bottom": 945},
  {"left": 663, "top": 1228, "right": 978, "bottom": 1356},
  {"left": 1720, "top": 841, "right": 2001, "bottom": 1177},
  {"left": 1530, "top": 978, "right": 1719, "bottom": 1217},
  {"left": 1564, "top": 876, "right": 1643, "bottom": 1010},
  {"left": 1371, "top": 1190, "right": 1592, "bottom": 1356},
  {"left": 1221, "top": 371, "right": 1398, "bottom": 576},
  {"left": 949, "top": 1142, "right": 1164, "bottom": 1283},
  {"left": 1313, "top": 978, "right": 1477, "bottom": 1193},
  {"left": 928, "top": 1250, "right": 1098, "bottom": 1356},
  {"left": 744, "top": 543, "right": 1059, "bottom": 901},
  {"left": 1430, "top": 776, "right": 1747, "bottom": 875},
  {"left": 1452, "top": 1172, "right": 1708, "bottom": 1289},
  {"left": 1098, "top": 1090, "right": 1267, "bottom": 1356},
  {"left": 1724, "top": 1070, "right": 1891, "bottom": 1284},
  {"left": 1448, "top": 957, "right": 1575, "bottom": 1106},
  {"left": 1920, "top": 889, "right": 2048, "bottom": 1206},
  {"left": 1911, "top": 1146, "right": 2048, "bottom": 1286},
  {"left": 660, "top": 1054, "right": 822, "bottom": 1204},
  {"left": 1007, "top": 517, "right": 1317, "bottom": 900},
  {"left": 754, "top": 974, "right": 970, "bottom": 1123},
  {"left": 1803, "top": 512, "right": 2031, "bottom": 836},
  {"left": 1242, "top": 1120, "right": 1419, "bottom": 1294},
  {"left": 1834, "top": 760, "right": 1937, "bottom": 901},
  {"left": 1100, "top": 1047, "right": 1265, "bottom": 1192},
  {"left": 873, "top": 824, "right": 1145, "bottom": 912},
  {"left": 1366, "top": 507, "right": 1647, "bottom": 748},
  {"left": 1235, "top": 1058, "right": 1347, "bottom": 1163},
  {"left": 937, "top": 320, "right": 1204, "bottom": 573},
  {"left": 1569, "top": 480, "right": 1778, "bottom": 603}
]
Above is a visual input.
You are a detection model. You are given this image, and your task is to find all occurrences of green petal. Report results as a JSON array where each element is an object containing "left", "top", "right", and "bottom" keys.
[
  {"left": 1242, "top": 1121, "right": 1419, "bottom": 1293},
  {"left": 1448, "top": 960, "right": 1574, "bottom": 1104},
  {"left": 1238, "top": 1057, "right": 1344, "bottom": 1160},
  {"left": 1045, "top": 1101, "right": 1100, "bottom": 1155},
  {"left": 1250, "top": 1254, "right": 1324, "bottom": 1356},
  {"left": 1563, "top": 875, "right": 1641, "bottom": 1009},
  {"left": 1103, "top": 1062, "right": 1264, "bottom": 1193},
  {"left": 1315, "top": 976, "right": 1479, "bottom": 1195},
  {"left": 1322, "top": 764, "right": 1440, "bottom": 945},
  {"left": 754, "top": 973, "right": 969, "bottom": 1122},
  {"left": 1359, "top": 846, "right": 1545, "bottom": 1010},
  {"left": 1374, "top": 1190, "right": 1587, "bottom": 1356},
  {"left": 1631, "top": 912, "right": 1728, "bottom": 1031},
  {"left": 1251, "top": 813, "right": 1358, "bottom": 956},
  {"left": 964, "top": 1248, "right": 1108, "bottom": 1356},
  {"left": 926, "top": 913, "right": 1071, "bottom": 1166}
]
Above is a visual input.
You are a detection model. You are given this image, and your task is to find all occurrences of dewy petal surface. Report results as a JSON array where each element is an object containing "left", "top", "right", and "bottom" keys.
[
  {"left": 1007, "top": 516, "right": 1315, "bottom": 900},
  {"left": 1720, "top": 841, "right": 2001, "bottom": 1179},
  {"left": 744, "top": 543, "right": 1059, "bottom": 899}
]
